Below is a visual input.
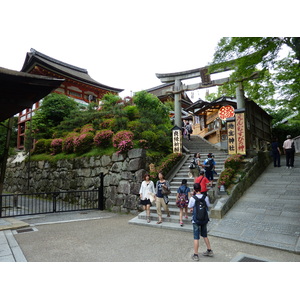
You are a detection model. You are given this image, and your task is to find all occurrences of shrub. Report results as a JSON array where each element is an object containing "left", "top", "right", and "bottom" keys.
[
  {"left": 100, "top": 119, "right": 115, "bottom": 130},
  {"left": 150, "top": 153, "right": 182, "bottom": 183},
  {"left": 94, "top": 130, "right": 114, "bottom": 148},
  {"left": 218, "top": 167, "right": 235, "bottom": 188},
  {"left": 73, "top": 133, "right": 94, "bottom": 154},
  {"left": 32, "top": 139, "right": 52, "bottom": 154},
  {"left": 116, "top": 139, "right": 134, "bottom": 154},
  {"left": 138, "top": 139, "right": 149, "bottom": 149},
  {"left": 141, "top": 130, "right": 157, "bottom": 147},
  {"left": 50, "top": 138, "right": 63, "bottom": 155},
  {"left": 112, "top": 130, "right": 134, "bottom": 148},
  {"left": 80, "top": 124, "right": 94, "bottom": 134},
  {"left": 224, "top": 154, "right": 243, "bottom": 170},
  {"left": 62, "top": 132, "right": 79, "bottom": 154}
]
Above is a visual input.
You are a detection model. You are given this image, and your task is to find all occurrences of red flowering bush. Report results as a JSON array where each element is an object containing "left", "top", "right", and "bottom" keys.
[
  {"left": 73, "top": 133, "right": 94, "bottom": 154},
  {"left": 94, "top": 130, "right": 114, "bottom": 148},
  {"left": 50, "top": 138, "right": 63, "bottom": 155},
  {"left": 62, "top": 132, "right": 79, "bottom": 154}
]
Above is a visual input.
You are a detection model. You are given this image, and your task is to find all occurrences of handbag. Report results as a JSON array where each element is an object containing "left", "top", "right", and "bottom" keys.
[{"left": 161, "top": 185, "right": 171, "bottom": 195}]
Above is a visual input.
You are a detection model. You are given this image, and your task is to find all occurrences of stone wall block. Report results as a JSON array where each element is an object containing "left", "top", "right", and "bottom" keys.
[
  {"left": 135, "top": 169, "right": 147, "bottom": 182},
  {"left": 128, "top": 158, "right": 144, "bottom": 171},
  {"left": 111, "top": 162, "right": 123, "bottom": 173},
  {"left": 128, "top": 148, "right": 145, "bottom": 159},
  {"left": 101, "top": 155, "right": 111, "bottom": 167},
  {"left": 112, "top": 152, "right": 125, "bottom": 162},
  {"left": 117, "top": 180, "right": 130, "bottom": 194},
  {"left": 130, "top": 182, "right": 141, "bottom": 195}
]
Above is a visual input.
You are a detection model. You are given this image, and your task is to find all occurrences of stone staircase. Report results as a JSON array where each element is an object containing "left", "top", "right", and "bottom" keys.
[{"left": 128, "top": 135, "right": 228, "bottom": 231}]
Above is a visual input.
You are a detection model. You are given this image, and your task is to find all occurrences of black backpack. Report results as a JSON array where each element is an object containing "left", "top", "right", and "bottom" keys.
[
  {"left": 205, "top": 159, "right": 214, "bottom": 171},
  {"left": 193, "top": 195, "right": 208, "bottom": 225},
  {"left": 189, "top": 158, "right": 196, "bottom": 169}
]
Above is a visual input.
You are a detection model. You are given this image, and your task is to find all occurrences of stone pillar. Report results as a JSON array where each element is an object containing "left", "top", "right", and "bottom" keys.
[
  {"left": 174, "top": 78, "right": 182, "bottom": 127},
  {"left": 236, "top": 82, "right": 245, "bottom": 109}
]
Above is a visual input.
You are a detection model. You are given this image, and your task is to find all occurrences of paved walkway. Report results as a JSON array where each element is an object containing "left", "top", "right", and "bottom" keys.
[
  {"left": 0, "top": 155, "right": 299, "bottom": 262},
  {"left": 209, "top": 154, "right": 300, "bottom": 253}
]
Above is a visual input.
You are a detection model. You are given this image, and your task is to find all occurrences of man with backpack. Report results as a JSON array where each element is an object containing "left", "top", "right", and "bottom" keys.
[
  {"left": 203, "top": 153, "right": 216, "bottom": 181},
  {"left": 188, "top": 183, "right": 214, "bottom": 261}
]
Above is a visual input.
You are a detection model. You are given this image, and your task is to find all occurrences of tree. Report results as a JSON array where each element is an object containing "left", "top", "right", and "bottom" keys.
[
  {"left": 31, "top": 93, "right": 79, "bottom": 139},
  {"left": 209, "top": 37, "right": 300, "bottom": 111}
]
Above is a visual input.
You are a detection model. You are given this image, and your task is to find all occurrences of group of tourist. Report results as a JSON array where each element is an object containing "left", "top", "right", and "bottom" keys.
[
  {"left": 271, "top": 135, "right": 296, "bottom": 169},
  {"left": 138, "top": 152, "right": 216, "bottom": 261}
]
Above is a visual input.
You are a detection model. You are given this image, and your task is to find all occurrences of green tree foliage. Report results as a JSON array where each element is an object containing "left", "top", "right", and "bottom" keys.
[
  {"left": 31, "top": 93, "right": 79, "bottom": 139},
  {"left": 0, "top": 117, "right": 18, "bottom": 162},
  {"left": 209, "top": 37, "right": 300, "bottom": 112}
]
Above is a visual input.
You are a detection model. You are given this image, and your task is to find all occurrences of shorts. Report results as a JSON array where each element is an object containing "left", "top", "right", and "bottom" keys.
[
  {"left": 193, "top": 223, "right": 208, "bottom": 240},
  {"left": 140, "top": 199, "right": 152, "bottom": 206}
]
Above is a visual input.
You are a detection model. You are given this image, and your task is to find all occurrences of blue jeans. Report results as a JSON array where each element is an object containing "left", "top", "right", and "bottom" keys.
[{"left": 193, "top": 223, "right": 208, "bottom": 240}]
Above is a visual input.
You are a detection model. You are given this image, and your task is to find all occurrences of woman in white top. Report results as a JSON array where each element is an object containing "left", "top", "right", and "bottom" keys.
[{"left": 139, "top": 174, "right": 156, "bottom": 223}]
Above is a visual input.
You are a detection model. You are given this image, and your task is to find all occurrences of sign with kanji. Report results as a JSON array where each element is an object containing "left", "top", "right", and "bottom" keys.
[
  {"left": 172, "top": 127, "right": 182, "bottom": 154},
  {"left": 236, "top": 112, "right": 246, "bottom": 155},
  {"left": 227, "top": 120, "right": 236, "bottom": 155},
  {"left": 218, "top": 105, "right": 235, "bottom": 120}
]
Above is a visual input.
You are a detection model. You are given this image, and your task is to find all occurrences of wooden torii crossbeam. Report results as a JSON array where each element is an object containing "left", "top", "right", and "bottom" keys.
[{"left": 156, "top": 63, "right": 259, "bottom": 127}]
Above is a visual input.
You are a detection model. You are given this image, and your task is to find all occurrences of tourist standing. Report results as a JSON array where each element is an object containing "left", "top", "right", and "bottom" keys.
[
  {"left": 176, "top": 179, "right": 191, "bottom": 226},
  {"left": 139, "top": 174, "right": 156, "bottom": 223},
  {"left": 283, "top": 135, "right": 295, "bottom": 169},
  {"left": 271, "top": 137, "right": 281, "bottom": 167},
  {"left": 155, "top": 172, "right": 170, "bottom": 224},
  {"left": 188, "top": 183, "right": 214, "bottom": 261},
  {"left": 185, "top": 121, "right": 193, "bottom": 141}
]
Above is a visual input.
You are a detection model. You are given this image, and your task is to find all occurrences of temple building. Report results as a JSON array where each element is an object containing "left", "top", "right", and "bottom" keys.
[
  {"left": 186, "top": 96, "right": 272, "bottom": 155},
  {"left": 17, "top": 48, "right": 123, "bottom": 149}
]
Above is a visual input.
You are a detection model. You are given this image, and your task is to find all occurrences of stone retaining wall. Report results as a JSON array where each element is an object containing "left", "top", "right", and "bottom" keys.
[
  {"left": 4, "top": 149, "right": 147, "bottom": 213},
  {"left": 210, "top": 151, "right": 272, "bottom": 219}
]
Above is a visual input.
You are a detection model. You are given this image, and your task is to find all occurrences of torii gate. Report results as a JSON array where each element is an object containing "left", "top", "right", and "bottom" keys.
[{"left": 156, "top": 65, "right": 259, "bottom": 127}]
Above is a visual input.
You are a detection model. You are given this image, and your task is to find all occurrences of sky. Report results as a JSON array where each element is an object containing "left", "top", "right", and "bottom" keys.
[{"left": 1, "top": 1, "right": 298, "bottom": 101}]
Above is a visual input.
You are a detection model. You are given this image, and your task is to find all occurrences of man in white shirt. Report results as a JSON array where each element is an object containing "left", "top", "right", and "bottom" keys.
[{"left": 282, "top": 135, "right": 295, "bottom": 169}]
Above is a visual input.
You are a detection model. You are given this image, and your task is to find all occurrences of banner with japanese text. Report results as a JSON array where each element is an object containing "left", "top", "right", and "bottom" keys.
[
  {"left": 172, "top": 128, "right": 182, "bottom": 154},
  {"left": 227, "top": 120, "right": 236, "bottom": 155},
  {"left": 236, "top": 112, "right": 246, "bottom": 155}
]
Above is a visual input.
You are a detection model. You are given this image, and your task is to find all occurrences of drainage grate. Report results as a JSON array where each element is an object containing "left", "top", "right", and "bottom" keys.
[
  {"left": 238, "top": 256, "right": 266, "bottom": 262},
  {"left": 15, "top": 227, "right": 37, "bottom": 234},
  {"left": 231, "top": 253, "right": 270, "bottom": 262}
]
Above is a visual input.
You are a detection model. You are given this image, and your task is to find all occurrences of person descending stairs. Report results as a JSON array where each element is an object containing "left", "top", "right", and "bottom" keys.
[{"left": 129, "top": 135, "right": 228, "bottom": 231}]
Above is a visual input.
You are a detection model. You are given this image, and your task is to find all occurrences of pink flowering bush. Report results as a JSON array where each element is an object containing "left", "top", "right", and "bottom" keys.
[
  {"left": 112, "top": 130, "right": 134, "bottom": 148},
  {"left": 94, "top": 130, "right": 114, "bottom": 148},
  {"left": 218, "top": 167, "right": 235, "bottom": 188},
  {"left": 50, "top": 138, "right": 63, "bottom": 155},
  {"left": 116, "top": 139, "right": 134, "bottom": 154},
  {"left": 73, "top": 133, "right": 94, "bottom": 154},
  {"left": 100, "top": 119, "right": 115, "bottom": 129},
  {"left": 62, "top": 132, "right": 79, "bottom": 154},
  {"left": 80, "top": 124, "right": 94, "bottom": 134},
  {"left": 224, "top": 154, "right": 243, "bottom": 169}
]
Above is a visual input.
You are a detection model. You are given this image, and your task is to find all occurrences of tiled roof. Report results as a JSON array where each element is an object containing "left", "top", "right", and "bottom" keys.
[{"left": 21, "top": 49, "right": 123, "bottom": 93}]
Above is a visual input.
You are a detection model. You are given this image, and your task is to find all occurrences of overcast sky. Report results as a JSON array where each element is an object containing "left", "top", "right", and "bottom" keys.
[{"left": 1, "top": 0, "right": 297, "bottom": 101}]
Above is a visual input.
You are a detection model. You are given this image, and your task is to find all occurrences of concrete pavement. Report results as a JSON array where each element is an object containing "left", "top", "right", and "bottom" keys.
[{"left": 0, "top": 155, "right": 299, "bottom": 262}]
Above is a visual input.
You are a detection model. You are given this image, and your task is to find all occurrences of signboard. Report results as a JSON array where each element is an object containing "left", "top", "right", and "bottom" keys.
[
  {"left": 236, "top": 112, "right": 246, "bottom": 154},
  {"left": 172, "top": 126, "right": 182, "bottom": 154},
  {"left": 219, "top": 105, "right": 235, "bottom": 120},
  {"left": 227, "top": 120, "right": 236, "bottom": 155}
]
